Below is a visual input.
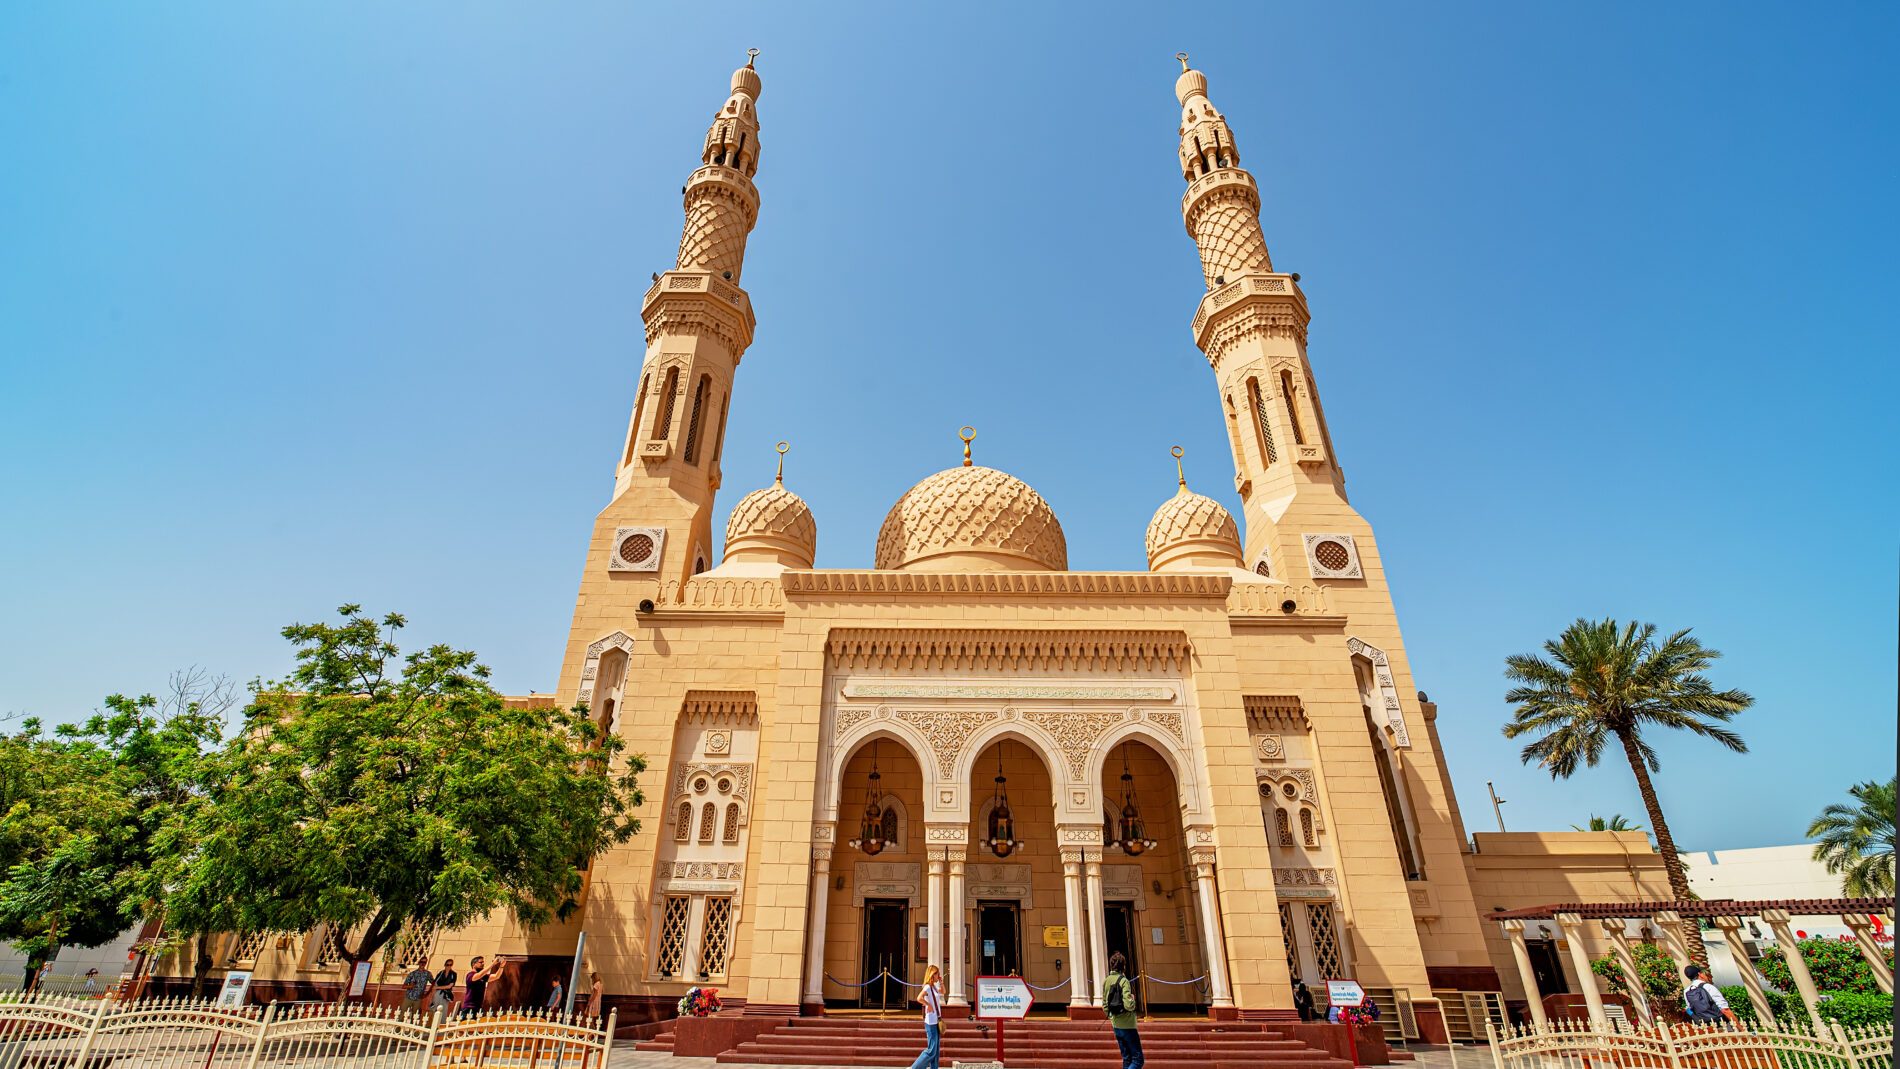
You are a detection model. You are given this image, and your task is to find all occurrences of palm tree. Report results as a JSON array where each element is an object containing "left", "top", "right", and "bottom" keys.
[
  {"left": 1808, "top": 778, "right": 1896, "bottom": 897},
  {"left": 1572, "top": 814, "right": 1643, "bottom": 832},
  {"left": 1503, "top": 618, "right": 1751, "bottom": 921}
]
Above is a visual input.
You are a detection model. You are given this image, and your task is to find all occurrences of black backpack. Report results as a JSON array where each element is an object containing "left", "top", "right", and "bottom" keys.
[
  {"left": 1104, "top": 974, "right": 1127, "bottom": 1016},
  {"left": 1685, "top": 982, "right": 1721, "bottom": 1022}
]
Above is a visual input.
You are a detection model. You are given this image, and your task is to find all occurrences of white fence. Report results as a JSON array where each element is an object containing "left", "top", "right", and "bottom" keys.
[
  {"left": 0, "top": 995, "right": 616, "bottom": 1069},
  {"left": 1487, "top": 1017, "right": 1893, "bottom": 1069}
]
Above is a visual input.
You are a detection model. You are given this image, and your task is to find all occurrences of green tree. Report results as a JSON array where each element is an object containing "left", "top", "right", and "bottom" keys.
[
  {"left": 1572, "top": 814, "right": 1643, "bottom": 832},
  {"left": 1591, "top": 940, "right": 1682, "bottom": 1013},
  {"left": 155, "top": 606, "right": 645, "bottom": 989},
  {"left": 1807, "top": 778, "right": 1896, "bottom": 898},
  {"left": 1757, "top": 936, "right": 1893, "bottom": 996},
  {"left": 1504, "top": 619, "right": 1752, "bottom": 963}
]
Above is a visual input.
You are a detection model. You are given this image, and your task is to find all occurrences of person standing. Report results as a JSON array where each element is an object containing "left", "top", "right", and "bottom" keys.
[
  {"left": 907, "top": 965, "right": 943, "bottom": 1069},
  {"left": 1683, "top": 966, "right": 1737, "bottom": 1026},
  {"left": 546, "top": 977, "right": 566, "bottom": 1014},
  {"left": 463, "top": 956, "right": 504, "bottom": 1015},
  {"left": 585, "top": 971, "right": 604, "bottom": 1018},
  {"left": 430, "top": 959, "right": 459, "bottom": 1017},
  {"left": 401, "top": 958, "right": 436, "bottom": 1016},
  {"left": 1103, "top": 952, "right": 1143, "bottom": 1069}
]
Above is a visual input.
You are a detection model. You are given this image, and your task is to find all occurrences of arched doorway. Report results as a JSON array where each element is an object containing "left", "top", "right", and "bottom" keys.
[
  {"left": 1094, "top": 737, "right": 1207, "bottom": 1015},
  {"left": 963, "top": 737, "right": 1060, "bottom": 1001},
  {"left": 829, "top": 736, "right": 927, "bottom": 1010}
]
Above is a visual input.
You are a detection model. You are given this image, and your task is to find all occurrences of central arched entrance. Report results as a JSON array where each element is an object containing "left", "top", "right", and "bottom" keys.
[
  {"left": 828, "top": 735, "right": 927, "bottom": 1010},
  {"left": 1094, "top": 735, "right": 1210, "bottom": 1015},
  {"left": 963, "top": 737, "right": 1060, "bottom": 1005}
]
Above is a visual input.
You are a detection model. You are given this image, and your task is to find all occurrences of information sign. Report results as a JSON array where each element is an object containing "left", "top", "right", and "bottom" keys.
[
  {"left": 216, "top": 971, "right": 253, "bottom": 1008},
  {"left": 974, "top": 976, "right": 1033, "bottom": 1019},
  {"left": 349, "top": 961, "right": 373, "bottom": 997},
  {"left": 1326, "top": 979, "right": 1365, "bottom": 1007}
]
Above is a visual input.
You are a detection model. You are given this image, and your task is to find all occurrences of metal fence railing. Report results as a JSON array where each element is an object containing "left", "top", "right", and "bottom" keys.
[
  {"left": 0, "top": 994, "right": 617, "bottom": 1069},
  {"left": 1487, "top": 1017, "right": 1893, "bottom": 1069}
]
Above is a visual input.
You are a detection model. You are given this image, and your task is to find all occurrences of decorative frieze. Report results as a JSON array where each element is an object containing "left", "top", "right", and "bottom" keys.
[
  {"left": 843, "top": 683, "right": 1176, "bottom": 702},
  {"left": 826, "top": 628, "right": 1195, "bottom": 672},
  {"left": 1346, "top": 637, "right": 1412, "bottom": 747}
]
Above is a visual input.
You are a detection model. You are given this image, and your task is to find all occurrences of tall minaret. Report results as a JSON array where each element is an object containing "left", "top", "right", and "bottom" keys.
[
  {"left": 1175, "top": 55, "right": 1347, "bottom": 579},
  {"left": 595, "top": 52, "right": 765, "bottom": 590}
]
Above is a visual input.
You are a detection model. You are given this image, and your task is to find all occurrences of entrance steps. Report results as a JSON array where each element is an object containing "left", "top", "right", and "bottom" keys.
[{"left": 708, "top": 1016, "right": 1357, "bottom": 1069}]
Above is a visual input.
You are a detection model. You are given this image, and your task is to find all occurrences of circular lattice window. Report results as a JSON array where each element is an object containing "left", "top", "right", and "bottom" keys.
[
  {"left": 1281, "top": 781, "right": 1299, "bottom": 800},
  {"left": 717, "top": 777, "right": 733, "bottom": 794},
  {"left": 619, "top": 533, "right": 656, "bottom": 566},
  {"left": 693, "top": 777, "right": 710, "bottom": 794},
  {"left": 1314, "top": 540, "right": 1351, "bottom": 571}
]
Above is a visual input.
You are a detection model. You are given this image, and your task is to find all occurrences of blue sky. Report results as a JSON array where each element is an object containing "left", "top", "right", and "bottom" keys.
[{"left": 2, "top": 4, "right": 1894, "bottom": 851}]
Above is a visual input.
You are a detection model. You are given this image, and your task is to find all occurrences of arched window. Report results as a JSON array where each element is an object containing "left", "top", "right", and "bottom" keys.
[
  {"left": 1254, "top": 559, "right": 1271, "bottom": 578},
  {"left": 699, "top": 802, "right": 717, "bottom": 844},
  {"left": 723, "top": 803, "right": 741, "bottom": 844},
  {"left": 656, "top": 367, "right": 681, "bottom": 440},
  {"left": 879, "top": 806, "right": 899, "bottom": 849},
  {"left": 1275, "top": 807, "right": 1294, "bottom": 847},
  {"left": 1224, "top": 394, "right": 1247, "bottom": 474},
  {"left": 675, "top": 802, "right": 692, "bottom": 843},
  {"left": 1356, "top": 660, "right": 1424, "bottom": 879},
  {"left": 1300, "top": 808, "right": 1316, "bottom": 847},
  {"left": 624, "top": 373, "right": 650, "bottom": 466},
  {"left": 1280, "top": 370, "right": 1306, "bottom": 445},
  {"left": 710, "top": 394, "right": 729, "bottom": 466},
  {"left": 683, "top": 375, "right": 710, "bottom": 463},
  {"left": 1248, "top": 378, "right": 1278, "bottom": 465}
]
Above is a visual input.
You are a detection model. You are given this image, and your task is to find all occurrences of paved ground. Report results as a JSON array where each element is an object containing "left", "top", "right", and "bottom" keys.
[{"left": 608, "top": 1041, "right": 1492, "bottom": 1069}]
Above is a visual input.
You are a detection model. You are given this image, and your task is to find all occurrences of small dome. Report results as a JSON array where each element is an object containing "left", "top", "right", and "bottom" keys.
[
  {"left": 723, "top": 481, "right": 815, "bottom": 568},
  {"left": 875, "top": 466, "right": 1067, "bottom": 572},
  {"left": 1145, "top": 486, "right": 1241, "bottom": 571},
  {"left": 1174, "top": 67, "right": 1208, "bottom": 105},
  {"left": 731, "top": 62, "right": 762, "bottom": 100}
]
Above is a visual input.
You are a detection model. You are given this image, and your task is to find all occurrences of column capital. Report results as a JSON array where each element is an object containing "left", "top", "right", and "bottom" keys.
[
  {"left": 946, "top": 848, "right": 966, "bottom": 869},
  {"left": 1601, "top": 918, "right": 1630, "bottom": 936},
  {"left": 1711, "top": 915, "right": 1746, "bottom": 932},
  {"left": 1501, "top": 918, "right": 1528, "bottom": 936},
  {"left": 1553, "top": 911, "right": 1584, "bottom": 930},
  {"left": 1083, "top": 850, "right": 1104, "bottom": 868},
  {"left": 927, "top": 849, "right": 948, "bottom": 868},
  {"left": 1653, "top": 910, "right": 1684, "bottom": 925},
  {"left": 1061, "top": 848, "right": 1085, "bottom": 868},
  {"left": 812, "top": 845, "right": 833, "bottom": 865},
  {"left": 1189, "top": 846, "right": 1218, "bottom": 868},
  {"left": 1840, "top": 912, "right": 1873, "bottom": 931},
  {"left": 1761, "top": 908, "right": 1793, "bottom": 926}
]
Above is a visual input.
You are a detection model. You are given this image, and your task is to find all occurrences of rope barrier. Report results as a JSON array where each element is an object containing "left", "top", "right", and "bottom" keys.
[
  {"left": 1021, "top": 978, "right": 1071, "bottom": 992},
  {"left": 824, "top": 972, "right": 888, "bottom": 989},
  {"left": 1138, "top": 974, "right": 1210, "bottom": 986}
]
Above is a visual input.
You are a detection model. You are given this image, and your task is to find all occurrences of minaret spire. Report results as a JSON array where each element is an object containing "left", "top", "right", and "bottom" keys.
[
  {"left": 597, "top": 53, "right": 769, "bottom": 588},
  {"left": 1174, "top": 58, "right": 1340, "bottom": 576}
]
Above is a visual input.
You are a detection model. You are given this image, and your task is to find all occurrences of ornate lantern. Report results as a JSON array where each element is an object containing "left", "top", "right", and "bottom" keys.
[
  {"left": 983, "top": 742, "right": 1021, "bottom": 858},
  {"left": 1113, "top": 743, "right": 1157, "bottom": 856},
  {"left": 848, "top": 741, "right": 888, "bottom": 855}
]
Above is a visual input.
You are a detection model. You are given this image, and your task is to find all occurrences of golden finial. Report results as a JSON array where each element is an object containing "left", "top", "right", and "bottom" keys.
[
  {"left": 747, "top": 48, "right": 760, "bottom": 69},
  {"left": 774, "top": 440, "right": 789, "bottom": 484},
  {"left": 958, "top": 426, "right": 977, "bottom": 467},
  {"left": 1176, "top": 52, "right": 1191, "bottom": 72},
  {"left": 1171, "top": 445, "right": 1187, "bottom": 491}
]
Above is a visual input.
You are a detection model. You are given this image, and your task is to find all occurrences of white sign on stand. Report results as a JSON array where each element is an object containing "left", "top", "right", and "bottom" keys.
[
  {"left": 974, "top": 976, "right": 1033, "bottom": 1019},
  {"left": 1326, "top": 978, "right": 1365, "bottom": 1007},
  {"left": 217, "top": 971, "right": 253, "bottom": 1008}
]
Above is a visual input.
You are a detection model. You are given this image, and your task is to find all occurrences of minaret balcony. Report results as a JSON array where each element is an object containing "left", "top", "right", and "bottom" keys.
[
  {"left": 1190, "top": 272, "right": 1311, "bottom": 355},
  {"left": 641, "top": 269, "right": 757, "bottom": 352},
  {"left": 683, "top": 165, "right": 760, "bottom": 222},
  {"left": 1180, "top": 166, "right": 1260, "bottom": 226}
]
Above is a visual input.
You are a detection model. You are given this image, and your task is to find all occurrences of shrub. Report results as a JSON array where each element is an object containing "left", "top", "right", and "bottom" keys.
[
  {"left": 1592, "top": 942, "right": 1682, "bottom": 1009},
  {"left": 1721, "top": 985, "right": 1798, "bottom": 1024},
  {"left": 1757, "top": 937, "right": 1893, "bottom": 996},
  {"left": 1814, "top": 990, "right": 1893, "bottom": 1028}
]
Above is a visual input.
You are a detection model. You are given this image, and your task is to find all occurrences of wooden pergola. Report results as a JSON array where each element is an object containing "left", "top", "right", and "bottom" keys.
[{"left": 1484, "top": 897, "right": 1894, "bottom": 1029}]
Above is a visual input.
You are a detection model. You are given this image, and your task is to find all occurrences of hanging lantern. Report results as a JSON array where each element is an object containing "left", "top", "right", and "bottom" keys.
[
  {"left": 1114, "top": 743, "right": 1158, "bottom": 856},
  {"left": 983, "top": 742, "right": 1021, "bottom": 858},
  {"left": 848, "top": 741, "right": 888, "bottom": 855}
]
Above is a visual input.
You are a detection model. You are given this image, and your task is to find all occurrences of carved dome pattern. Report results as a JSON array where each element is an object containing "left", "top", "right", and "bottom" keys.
[
  {"left": 875, "top": 466, "right": 1067, "bottom": 571},
  {"left": 1145, "top": 489, "right": 1241, "bottom": 561},
  {"left": 724, "top": 483, "right": 817, "bottom": 560}
]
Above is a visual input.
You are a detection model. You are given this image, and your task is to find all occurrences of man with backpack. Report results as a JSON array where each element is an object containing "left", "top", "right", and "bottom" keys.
[
  {"left": 1102, "top": 952, "right": 1143, "bottom": 1069},
  {"left": 1683, "top": 966, "right": 1737, "bottom": 1026}
]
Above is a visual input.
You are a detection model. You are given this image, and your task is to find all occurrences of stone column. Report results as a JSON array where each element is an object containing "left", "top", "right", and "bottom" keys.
[
  {"left": 1711, "top": 916, "right": 1775, "bottom": 1026},
  {"left": 1760, "top": 909, "right": 1822, "bottom": 1026},
  {"left": 1085, "top": 849, "right": 1108, "bottom": 1008},
  {"left": 925, "top": 848, "right": 945, "bottom": 982},
  {"left": 1062, "top": 849, "right": 1092, "bottom": 1012},
  {"left": 1651, "top": 910, "right": 1694, "bottom": 971},
  {"left": 1501, "top": 920, "right": 1549, "bottom": 1028},
  {"left": 1191, "top": 848, "right": 1235, "bottom": 1010},
  {"left": 1841, "top": 913, "right": 1894, "bottom": 994},
  {"left": 803, "top": 840, "right": 833, "bottom": 1011},
  {"left": 946, "top": 849, "right": 968, "bottom": 1008},
  {"left": 1599, "top": 919, "right": 1650, "bottom": 1023},
  {"left": 1553, "top": 912, "right": 1607, "bottom": 1029}
]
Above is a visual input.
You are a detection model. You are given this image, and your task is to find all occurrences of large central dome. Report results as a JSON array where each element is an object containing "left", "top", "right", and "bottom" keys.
[{"left": 874, "top": 465, "right": 1068, "bottom": 571}]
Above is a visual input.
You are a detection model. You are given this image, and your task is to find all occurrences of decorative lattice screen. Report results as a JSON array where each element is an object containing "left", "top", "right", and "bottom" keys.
[
  {"left": 1306, "top": 902, "right": 1343, "bottom": 981},
  {"left": 656, "top": 896, "right": 691, "bottom": 977},
  {"left": 699, "top": 896, "right": 733, "bottom": 976}
]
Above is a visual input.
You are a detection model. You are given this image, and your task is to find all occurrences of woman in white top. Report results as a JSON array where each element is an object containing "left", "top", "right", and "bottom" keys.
[{"left": 908, "top": 964, "right": 943, "bottom": 1069}]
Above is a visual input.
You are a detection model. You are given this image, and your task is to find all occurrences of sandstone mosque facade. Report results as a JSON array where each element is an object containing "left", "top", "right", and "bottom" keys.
[{"left": 170, "top": 57, "right": 1681, "bottom": 1038}]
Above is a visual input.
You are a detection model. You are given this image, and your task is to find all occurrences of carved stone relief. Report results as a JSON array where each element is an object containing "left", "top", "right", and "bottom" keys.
[
  {"left": 1026, "top": 709, "right": 1130, "bottom": 779},
  {"left": 852, "top": 862, "right": 923, "bottom": 908},
  {"left": 897, "top": 708, "right": 1000, "bottom": 778},
  {"left": 1346, "top": 637, "right": 1412, "bottom": 747}
]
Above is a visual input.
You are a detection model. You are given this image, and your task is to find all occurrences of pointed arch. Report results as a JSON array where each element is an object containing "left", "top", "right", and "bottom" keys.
[{"left": 656, "top": 366, "right": 681, "bottom": 440}]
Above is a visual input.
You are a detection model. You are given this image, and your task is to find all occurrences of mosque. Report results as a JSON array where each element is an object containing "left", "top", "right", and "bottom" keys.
[{"left": 162, "top": 55, "right": 1692, "bottom": 1042}]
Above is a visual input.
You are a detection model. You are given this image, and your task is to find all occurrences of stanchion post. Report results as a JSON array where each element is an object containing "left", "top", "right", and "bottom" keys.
[{"left": 1345, "top": 1017, "right": 1360, "bottom": 1068}]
